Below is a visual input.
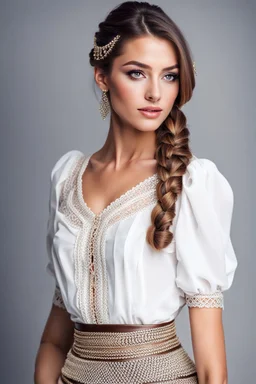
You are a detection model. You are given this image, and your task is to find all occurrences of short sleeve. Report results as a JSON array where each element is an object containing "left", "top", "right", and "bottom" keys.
[
  {"left": 45, "top": 149, "right": 83, "bottom": 309},
  {"left": 174, "top": 157, "right": 238, "bottom": 309}
]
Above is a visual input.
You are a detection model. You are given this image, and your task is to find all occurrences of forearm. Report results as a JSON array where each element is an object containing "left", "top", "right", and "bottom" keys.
[
  {"left": 34, "top": 341, "right": 67, "bottom": 384},
  {"left": 189, "top": 307, "right": 228, "bottom": 384},
  {"left": 198, "top": 370, "right": 227, "bottom": 384}
]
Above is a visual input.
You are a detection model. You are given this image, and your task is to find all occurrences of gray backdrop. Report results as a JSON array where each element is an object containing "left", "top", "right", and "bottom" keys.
[{"left": 0, "top": 0, "right": 255, "bottom": 383}]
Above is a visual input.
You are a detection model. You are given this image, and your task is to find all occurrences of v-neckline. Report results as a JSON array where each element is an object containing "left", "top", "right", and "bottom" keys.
[{"left": 77, "top": 154, "right": 159, "bottom": 218}]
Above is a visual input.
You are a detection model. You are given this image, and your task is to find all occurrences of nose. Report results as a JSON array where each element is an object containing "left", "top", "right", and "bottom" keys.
[{"left": 145, "top": 80, "right": 161, "bottom": 103}]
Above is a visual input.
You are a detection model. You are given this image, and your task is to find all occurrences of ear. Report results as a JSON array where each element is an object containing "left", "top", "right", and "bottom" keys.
[{"left": 94, "top": 67, "right": 109, "bottom": 91}]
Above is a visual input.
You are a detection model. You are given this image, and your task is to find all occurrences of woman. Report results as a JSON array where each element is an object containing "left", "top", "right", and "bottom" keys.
[{"left": 34, "top": 2, "right": 238, "bottom": 383}]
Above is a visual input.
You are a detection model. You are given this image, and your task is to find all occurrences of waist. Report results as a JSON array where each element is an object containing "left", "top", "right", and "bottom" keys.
[
  {"left": 74, "top": 319, "right": 174, "bottom": 332},
  {"left": 72, "top": 319, "right": 180, "bottom": 361}
]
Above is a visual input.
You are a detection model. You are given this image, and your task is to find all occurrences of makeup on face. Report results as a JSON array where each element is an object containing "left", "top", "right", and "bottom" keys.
[
  {"left": 107, "top": 36, "right": 180, "bottom": 129},
  {"left": 119, "top": 60, "right": 179, "bottom": 119},
  {"left": 122, "top": 60, "right": 179, "bottom": 80},
  {"left": 137, "top": 106, "right": 163, "bottom": 119},
  {"left": 138, "top": 110, "right": 162, "bottom": 118}
]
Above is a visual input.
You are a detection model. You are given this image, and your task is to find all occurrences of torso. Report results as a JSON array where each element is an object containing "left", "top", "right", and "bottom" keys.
[{"left": 48, "top": 149, "right": 237, "bottom": 325}]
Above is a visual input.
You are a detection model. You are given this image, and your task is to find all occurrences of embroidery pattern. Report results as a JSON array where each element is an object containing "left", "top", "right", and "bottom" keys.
[
  {"left": 59, "top": 154, "right": 159, "bottom": 323},
  {"left": 185, "top": 290, "right": 224, "bottom": 308}
]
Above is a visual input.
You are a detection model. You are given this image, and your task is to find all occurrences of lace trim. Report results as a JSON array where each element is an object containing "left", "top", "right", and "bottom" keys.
[
  {"left": 58, "top": 155, "right": 85, "bottom": 228},
  {"left": 185, "top": 291, "right": 224, "bottom": 308},
  {"left": 59, "top": 154, "right": 159, "bottom": 324},
  {"left": 53, "top": 285, "right": 66, "bottom": 309}
]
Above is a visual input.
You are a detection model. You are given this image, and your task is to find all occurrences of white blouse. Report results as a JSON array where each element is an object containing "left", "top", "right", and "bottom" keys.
[{"left": 46, "top": 150, "right": 238, "bottom": 324}]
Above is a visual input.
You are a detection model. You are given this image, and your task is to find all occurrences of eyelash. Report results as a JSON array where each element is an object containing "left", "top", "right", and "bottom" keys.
[{"left": 126, "top": 70, "right": 179, "bottom": 82}]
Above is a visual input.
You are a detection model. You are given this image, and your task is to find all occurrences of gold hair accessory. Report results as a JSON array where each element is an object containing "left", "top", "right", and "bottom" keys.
[
  {"left": 99, "top": 89, "right": 110, "bottom": 120},
  {"left": 93, "top": 34, "right": 121, "bottom": 60},
  {"left": 193, "top": 61, "right": 197, "bottom": 76}
]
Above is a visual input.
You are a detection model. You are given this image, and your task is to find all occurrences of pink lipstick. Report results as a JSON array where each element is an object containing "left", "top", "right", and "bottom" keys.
[{"left": 138, "top": 106, "right": 162, "bottom": 119}]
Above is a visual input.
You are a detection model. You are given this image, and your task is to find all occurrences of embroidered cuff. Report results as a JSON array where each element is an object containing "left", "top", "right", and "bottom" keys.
[
  {"left": 185, "top": 290, "right": 224, "bottom": 309},
  {"left": 52, "top": 285, "right": 66, "bottom": 310}
]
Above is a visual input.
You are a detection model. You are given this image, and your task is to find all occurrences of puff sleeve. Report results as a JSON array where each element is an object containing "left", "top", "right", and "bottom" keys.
[
  {"left": 45, "top": 150, "right": 82, "bottom": 309},
  {"left": 174, "top": 157, "right": 238, "bottom": 309}
]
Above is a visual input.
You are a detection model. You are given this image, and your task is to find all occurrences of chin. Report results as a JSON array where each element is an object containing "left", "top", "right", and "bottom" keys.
[{"left": 133, "top": 122, "right": 160, "bottom": 133}]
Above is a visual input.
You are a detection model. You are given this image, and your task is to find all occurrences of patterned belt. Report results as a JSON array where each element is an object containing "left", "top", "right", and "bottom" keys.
[
  {"left": 60, "top": 319, "right": 198, "bottom": 384},
  {"left": 71, "top": 319, "right": 180, "bottom": 361}
]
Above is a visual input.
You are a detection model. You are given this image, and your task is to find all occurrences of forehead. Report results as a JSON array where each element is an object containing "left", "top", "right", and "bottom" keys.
[{"left": 115, "top": 36, "right": 178, "bottom": 67}]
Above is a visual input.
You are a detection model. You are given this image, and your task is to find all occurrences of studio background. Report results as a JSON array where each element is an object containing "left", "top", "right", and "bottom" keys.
[{"left": 0, "top": 1, "right": 254, "bottom": 383}]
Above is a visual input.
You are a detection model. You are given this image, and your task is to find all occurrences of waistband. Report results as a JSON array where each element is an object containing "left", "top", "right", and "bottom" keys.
[
  {"left": 71, "top": 319, "right": 180, "bottom": 362},
  {"left": 74, "top": 318, "right": 174, "bottom": 333}
]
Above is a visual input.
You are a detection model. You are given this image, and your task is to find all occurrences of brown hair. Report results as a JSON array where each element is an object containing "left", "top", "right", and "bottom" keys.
[{"left": 89, "top": 1, "right": 195, "bottom": 251}]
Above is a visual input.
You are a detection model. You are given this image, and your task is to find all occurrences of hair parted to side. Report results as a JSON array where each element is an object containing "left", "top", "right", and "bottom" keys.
[{"left": 89, "top": 1, "right": 196, "bottom": 251}]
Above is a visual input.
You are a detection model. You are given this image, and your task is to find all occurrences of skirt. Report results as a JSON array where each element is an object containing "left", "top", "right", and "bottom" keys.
[{"left": 60, "top": 319, "right": 198, "bottom": 384}]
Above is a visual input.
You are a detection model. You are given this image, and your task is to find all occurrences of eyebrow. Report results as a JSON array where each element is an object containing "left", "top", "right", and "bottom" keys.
[{"left": 121, "top": 60, "right": 180, "bottom": 71}]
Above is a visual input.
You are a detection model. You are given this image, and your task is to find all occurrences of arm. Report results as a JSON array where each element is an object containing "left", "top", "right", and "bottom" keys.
[
  {"left": 34, "top": 304, "right": 74, "bottom": 384},
  {"left": 174, "top": 158, "right": 238, "bottom": 383},
  {"left": 36, "top": 151, "right": 81, "bottom": 383},
  {"left": 189, "top": 307, "right": 227, "bottom": 384}
]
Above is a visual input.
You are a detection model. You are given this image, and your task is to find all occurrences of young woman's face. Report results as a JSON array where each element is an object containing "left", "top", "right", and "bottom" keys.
[{"left": 106, "top": 35, "right": 180, "bottom": 132}]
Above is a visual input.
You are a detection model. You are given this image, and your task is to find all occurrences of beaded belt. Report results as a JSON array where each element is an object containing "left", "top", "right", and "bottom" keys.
[
  {"left": 71, "top": 319, "right": 179, "bottom": 361},
  {"left": 60, "top": 320, "right": 198, "bottom": 384}
]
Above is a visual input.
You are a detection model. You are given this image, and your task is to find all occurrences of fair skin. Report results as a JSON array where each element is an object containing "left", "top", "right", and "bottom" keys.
[
  {"left": 34, "top": 304, "right": 74, "bottom": 384},
  {"left": 34, "top": 35, "right": 227, "bottom": 384}
]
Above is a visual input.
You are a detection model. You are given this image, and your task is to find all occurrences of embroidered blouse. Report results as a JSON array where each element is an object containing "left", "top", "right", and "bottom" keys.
[{"left": 45, "top": 150, "right": 238, "bottom": 324}]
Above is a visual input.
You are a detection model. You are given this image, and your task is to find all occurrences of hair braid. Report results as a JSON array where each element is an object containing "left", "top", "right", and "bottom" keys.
[{"left": 146, "top": 105, "right": 193, "bottom": 250}]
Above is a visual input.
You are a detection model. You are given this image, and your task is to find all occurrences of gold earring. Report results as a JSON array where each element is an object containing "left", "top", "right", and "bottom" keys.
[{"left": 99, "top": 89, "right": 110, "bottom": 120}]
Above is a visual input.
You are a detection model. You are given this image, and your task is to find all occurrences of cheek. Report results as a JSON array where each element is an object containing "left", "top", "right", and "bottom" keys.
[
  {"left": 163, "top": 85, "right": 179, "bottom": 110},
  {"left": 165, "top": 82, "right": 179, "bottom": 100},
  {"left": 111, "top": 81, "right": 137, "bottom": 104}
]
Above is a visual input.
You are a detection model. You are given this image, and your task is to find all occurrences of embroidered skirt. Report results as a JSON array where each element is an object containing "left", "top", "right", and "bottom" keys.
[{"left": 60, "top": 319, "right": 198, "bottom": 384}]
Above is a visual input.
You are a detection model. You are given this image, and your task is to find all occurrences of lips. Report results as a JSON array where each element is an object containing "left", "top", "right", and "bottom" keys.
[
  {"left": 138, "top": 107, "right": 162, "bottom": 112},
  {"left": 138, "top": 108, "right": 162, "bottom": 119}
]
